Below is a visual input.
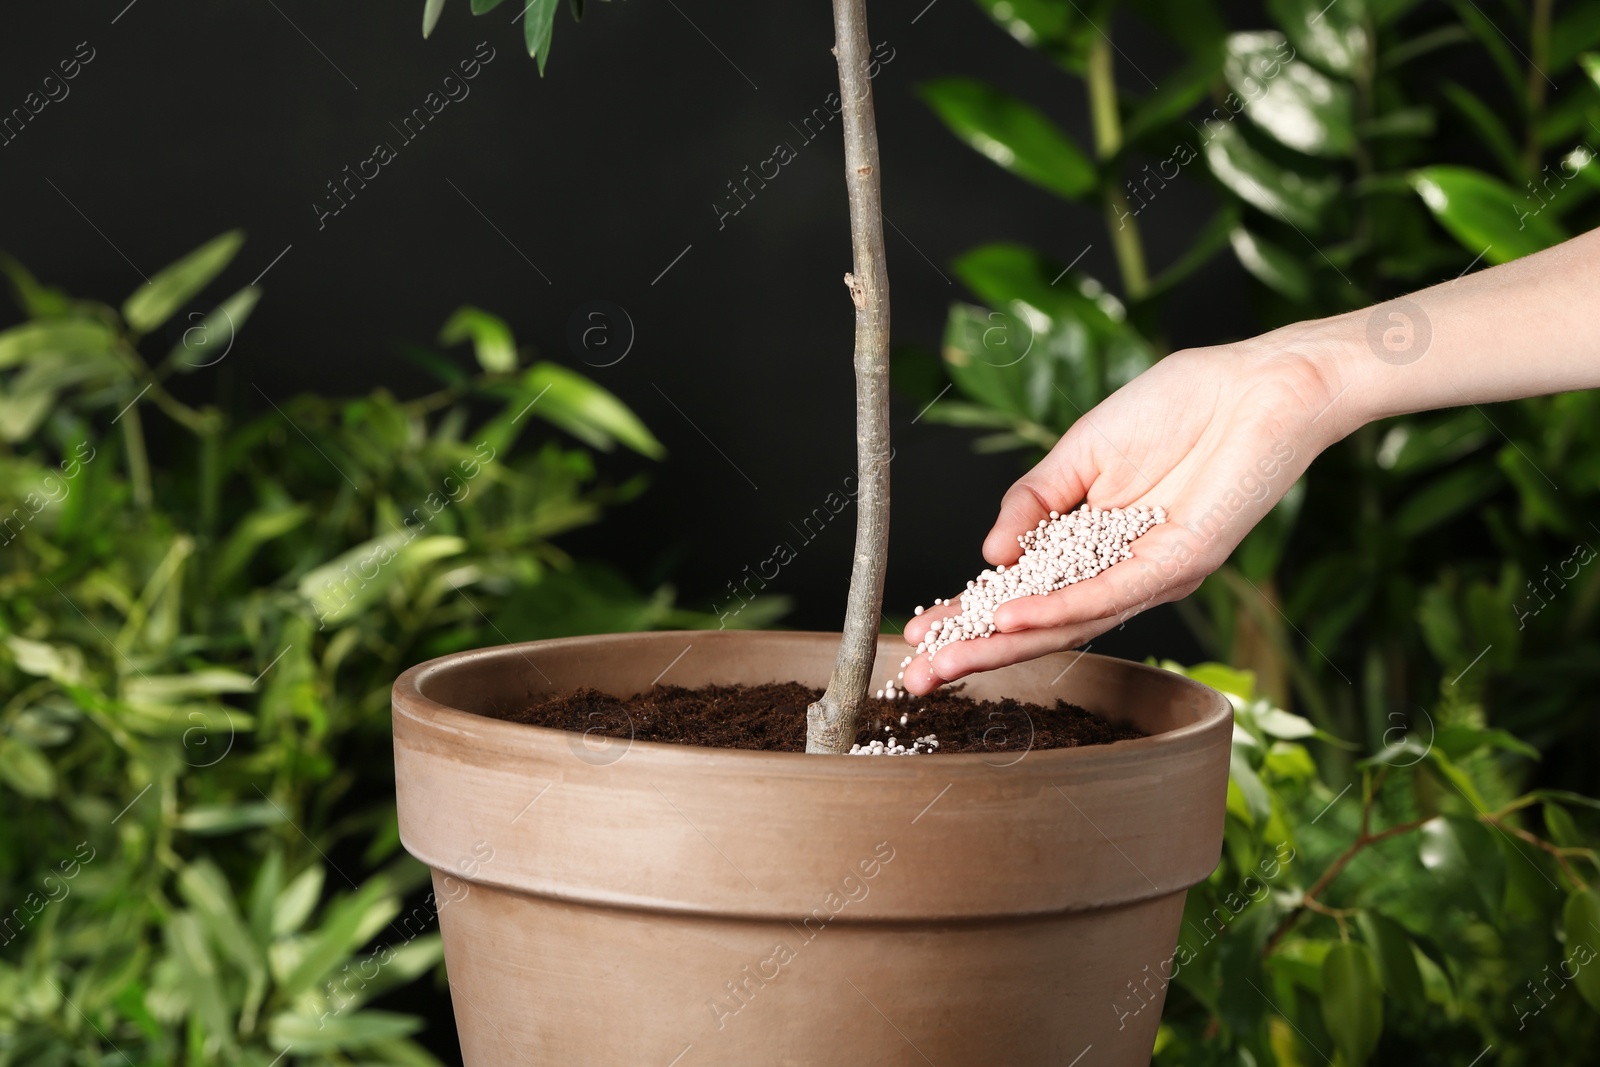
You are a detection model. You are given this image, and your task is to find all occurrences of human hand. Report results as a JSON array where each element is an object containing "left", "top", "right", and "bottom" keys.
[{"left": 899, "top": 340, "right": 1347, "bottom": 695}]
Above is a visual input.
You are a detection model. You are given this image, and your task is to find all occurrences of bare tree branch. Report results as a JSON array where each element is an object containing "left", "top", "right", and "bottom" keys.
[{"left": 806, "top": 0, "right": 892, "bottom": 754}]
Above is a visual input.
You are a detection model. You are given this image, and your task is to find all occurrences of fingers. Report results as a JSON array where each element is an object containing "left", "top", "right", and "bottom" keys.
[
  {"left": 900, "top": 626, "right": 1090, "bottom": 695},
  {"left": 991, "top": 523, "right": 1212, "bottom": 633},
  {"left": 902, "top": 599, "right": 961, "bottom": 645},
  {"left": 981, "top": 449, "right": 1092, "bottom": 566},
  {"left": 898, "top": 569, "right": 1205, "bottom": 697}
]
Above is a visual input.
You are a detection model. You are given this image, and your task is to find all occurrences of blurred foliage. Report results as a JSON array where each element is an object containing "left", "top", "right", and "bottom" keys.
[
  {"left": 1158, "top": 661, "right": 1600, "bottom": 1065},
  {"left": 0, "top": 234, "right": 776, "bottom": 1064},
  {"left": 912, "top": 0, "right": 1600, "bottom": 1061},
  {"left": 421, "top": 0, "right": 602, "bottom": 73}
]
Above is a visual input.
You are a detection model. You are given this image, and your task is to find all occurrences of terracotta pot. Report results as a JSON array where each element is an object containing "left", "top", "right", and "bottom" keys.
[{"left": 392, "top": 630, "right": 1231, "bottom": 1066}]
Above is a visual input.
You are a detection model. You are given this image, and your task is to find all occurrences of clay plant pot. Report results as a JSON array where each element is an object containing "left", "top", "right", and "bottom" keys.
[{"left": 392, "top": 630, "right": 1232, "bottom": 1066}]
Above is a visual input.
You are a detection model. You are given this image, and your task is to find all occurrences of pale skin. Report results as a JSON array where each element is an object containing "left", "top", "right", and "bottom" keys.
[{"left": 901, "top": 226, "right": 1600, "bottom": 696}]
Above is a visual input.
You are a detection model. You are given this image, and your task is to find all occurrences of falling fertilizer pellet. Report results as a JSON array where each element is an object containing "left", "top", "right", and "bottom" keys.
[{"left": 904, "top": 504, "right": 1165, "bottom": 667}]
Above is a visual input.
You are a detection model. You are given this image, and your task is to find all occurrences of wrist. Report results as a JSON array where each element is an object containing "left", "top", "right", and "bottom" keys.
[{"left": 1239, "top": 310, "right": 1380, "bottom": 446}]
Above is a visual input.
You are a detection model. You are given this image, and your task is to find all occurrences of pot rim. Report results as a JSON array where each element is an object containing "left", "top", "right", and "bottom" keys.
[{"left": 392, "top": 629, "right": 1231, "bottom": 769}]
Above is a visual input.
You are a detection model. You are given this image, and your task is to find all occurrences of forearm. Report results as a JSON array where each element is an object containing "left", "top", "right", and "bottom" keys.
[{"left": 1264, "top": 226, "right": 1600, "bottom": 440}]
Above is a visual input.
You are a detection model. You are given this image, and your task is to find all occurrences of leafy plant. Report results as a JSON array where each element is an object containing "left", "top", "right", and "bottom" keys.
[
  {"left": 907, "top": 0, "right": 1600, "bottom": 1060},
  {"left": 1157, "top": 662, "right": 1600, "bottom": 1065},
  {"left": 0, "top": 235, "right": 767, "bottom": 1064}
]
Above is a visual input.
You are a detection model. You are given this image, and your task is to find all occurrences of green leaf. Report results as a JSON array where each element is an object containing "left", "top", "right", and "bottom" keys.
[
  {"left": 176, "top": 801, "right": 284, "bottom": 835},
  {"left": 279, "top": 879, "right": 399, "bottom": 998},
  {"left": 469, "top": 0, "right": 505, "bottom": 11},
  {"left": 165, "top": 285, "right": 260, "bottom": 372},
  {"left": 1438, "top": 83, "right": 1523, "bottom": 183},
  {"left": 438, "top": 306, "right": 517, "bottom": 374},
  {"left": 1128, "top": 0, "right": 1227, "bottom": 54},
  {"left": 1392, "top": 461, "right": 1501, "bottom": 538},
  {"left": 178, "top": 860, "right": 265, "bottom": 988},
  {"left": 1563, "top": 889, "right": 1600, "bottom": 1011},
  {"left": 1254, "top": 705, "right": 1317, "bottom": 740},
  {"left": 1358, "top": 105, "right": 1434, "bottom": 139},
  {"left": 1446, "top": 0, "right": 1524, "bottom": 104},
  {"left": 1229, "top": 746, "right": 1272, "bottom": 825},
  {"left": 1497, "top": 443, "right": 1574, "bottom": 535},
  {"left": 1268, "top": 0, "right": 1368, "bottom": 76},
  {"left": 1230, "top": 225, "right": 1312, "bottom": 302},
  {"left": 213, "top": 503, "right": 312, "bottom": 588},
  {"left": 298, "top": 531, "right": 468, "bottom": 625},
  {"left": 0, "top": 385, "right": 56, "bottom": 441},
  {"left": 918, "top": 77, "right": 1097, "bottom": 201},
  {"left": 523, "top": 0, "right": 559, "bottom": 72},
  {"left": 1410, "top": 166, "right": 1567, "bottom": 264},
  {"left": 5, "top": 635, "right": 86, "bottom": 685},
  {"left": 1176, "top": 661, "right": 1257, "bottom": 703},
  {"left": 1543, "top": 802, "right": 1581, "bottom": 849},
  {"left": 0, "top": 318, "right": 117, "bottom": 369},
  {"left": 1532, "top": 789, "right": 1600, "bottom": 813},
  {"left": 941, "top": 302, "right": 1042, "bottom": 420},
  {"left": 0, "top": 254, "right": 73, "bottom": 318},
  {"left": 1204, "top": 122, "right": 1337, "bottom": 230},
  {"left": 973, "top": 0, "right": 1097, "bottom": 67},
  {"left": 1355, "top": 912, "right": 1425, "bottom": 1010},
  {"left": 944, "top": 244, "right": 1154, "bottom": 417},
  {"left": 1123, "top": 43, "right": 1225, "bottom": 146},
  {"left": 250, "top": 849, "right": 286, "bottom": 949},
  {"left": 1419, "top": 814, "right": 1505, "bottom": 921},
  {"left": 917, "top": 399, "right": 1019, "bottom": 430},
  {"left": 1374, "top": 410, "right": 1489, "bottom": 474},
  {"left": 0, "top": 737, "right": 56, "bottom": 798},
  {"left": 1551, "top": 9, "right": 1600, "bottom": 71},
  {"left": 1264, "top": 740, "right": 1317, "bottom": 782},
  {"left": 274, "top": 865, "right": 326, "bottom": 937},
  {"left": 124, "top": 669, "right": 256, "bottom": 705},
  {"left": 423, "top": 0, "right": 447, "bottom": 36},
  {"left": 1148, "top": 205, "right": 1238, "bottom": 296},
  {"left": 519, "top": 362, "right": 665, "bottom": 459},
  {"left": 1433, "top": 722, "right": 1540, "bottom": 762},
  {"left": 122, "top": 230, "right": 245, "bottom": 334},
  {"left": 166, "top": 913, "right": 236, "bottom": 1051},
  {"left": 1225, "top": 31, "right": 1354, "bottom": 156},
  {"left": 268, "top": 1009, "right": 423, "bottom": 1054},
  {"left": 1321, "top": 942, "right": 1383, "bottom": 1066}
]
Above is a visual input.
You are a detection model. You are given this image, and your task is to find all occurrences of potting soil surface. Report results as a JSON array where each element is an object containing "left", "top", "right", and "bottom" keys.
[{"left": 506, "top": 682, "right": 1143, "bottom": 753}]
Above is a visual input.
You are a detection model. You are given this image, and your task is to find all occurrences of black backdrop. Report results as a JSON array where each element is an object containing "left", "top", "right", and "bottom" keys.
[{"left": 0, "top": 1, "right": 1257, "bottom": 663}]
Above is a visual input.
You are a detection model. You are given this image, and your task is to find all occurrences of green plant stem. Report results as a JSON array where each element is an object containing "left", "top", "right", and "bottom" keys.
[
  {"left": 117, "top": 338, "right": 220, "bottom": 436},
  {"left": 1086, "top": 35, "right": 1149, "bottom": 301},
  {"left": 121, "top": 402, "right": 153, "bottom": 509},
  {"left": 1524, "top": 0, "right": 1552, "bottom": 177},
  {"left": 1267, "top": 786, "right": 1583, "bottom": 956},
  {"left": 1352, "top": 10, "right": 1377, "bottom": 263},
  {"left": 1264, "top": 814, "right": 1431, "bottom": 956},
  {"left": 1483, "top": 813, "right": 1585, "bottom": 888}
]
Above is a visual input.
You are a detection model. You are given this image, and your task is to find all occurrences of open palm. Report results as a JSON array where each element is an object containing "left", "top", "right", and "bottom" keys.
[{"left": 900, "top": 342, "right": 1342, "bottom": 695}]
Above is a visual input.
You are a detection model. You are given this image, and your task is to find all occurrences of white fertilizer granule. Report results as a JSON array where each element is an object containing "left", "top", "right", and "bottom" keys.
[
  {"left": 849, "top": 734, "right": 939, "bottom": 756},
  {"left": 902, "top": 504, "right": 1165, "bottom": 667}
]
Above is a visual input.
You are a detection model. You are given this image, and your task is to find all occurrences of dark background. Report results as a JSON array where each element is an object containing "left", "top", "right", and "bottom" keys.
[{"left": 0, "top": 3, "right": 1256, "bottom": 662}]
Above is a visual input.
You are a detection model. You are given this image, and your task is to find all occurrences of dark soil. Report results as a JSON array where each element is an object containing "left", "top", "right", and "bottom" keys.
[{"left": 504, "top": 681, "right": 1143, "bottom": 754}]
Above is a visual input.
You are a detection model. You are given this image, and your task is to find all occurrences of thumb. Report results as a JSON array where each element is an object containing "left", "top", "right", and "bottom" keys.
[{"left": 982, "top": 442, "right": 1092, "bottom": 566}]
